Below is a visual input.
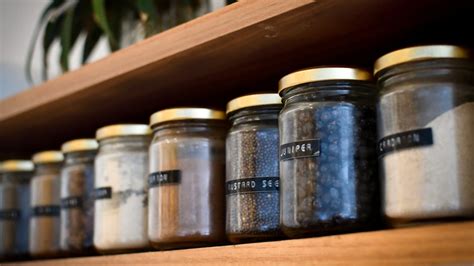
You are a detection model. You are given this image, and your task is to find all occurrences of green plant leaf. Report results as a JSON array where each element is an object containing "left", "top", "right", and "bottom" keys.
[
  {"left": 61, "top": 1, "right": 85, "bottom": 72},
  {"left": 42, "top": 15, "right": 64, "bottom": 80},
  {"left": 25, "top": 0, "right": 65, "bottom": 84},
  {"left": 107, "top": 3, "right": 124, "bottom": 51},
  {"left": 59, "top": 8, "right": 75, "bottom": 72},
  {"left": 190, "top": 0, "right": 199, "bottom": 10},
  {"left": 137, "top": 0, "right": 158, "bottom": 37},
  {"left": 92, "top": 0, "right": 118, "bottom": 50},
  {"left": 155, "top": 0, "right": 172, "bottom": 31},
  {"left": 82, "top": 25, "right": 102, "bottom": 64},
  {"left": 177, "top": 0, "right": 193, "bottom": 24}
]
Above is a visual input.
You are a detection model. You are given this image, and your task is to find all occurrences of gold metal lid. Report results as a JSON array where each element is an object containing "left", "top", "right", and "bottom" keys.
[
  {"left": 32, "top": 151, "right": 64, "bottom": 164},
  {"left": 0, "top": 160, "right": 34, "bottom": 172},
  {"left": 96, "top": 124, "right": 151, "bottom": 140},
  {"left": 226, "top": 93, "right": 282, "bottom": 114},
  {"left": 61, "top": 139, "right": 99, "bottom": 153},
  {"left": 374, "top": 45, "right": 471, "bottom": 75},
  {"left": 150, "top": 108, "right": 226, "bottom": 127},
  {"left": 278, "top": 67, "right": 372, "bottom": 94}
]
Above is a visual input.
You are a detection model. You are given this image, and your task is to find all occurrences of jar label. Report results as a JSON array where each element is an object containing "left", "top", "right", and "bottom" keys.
[
  {"left": 93, "top": 187, "right": 112, "bottom": 200},
  {"left": 378, "top": 128, "right": 433, "bottom": 157},
  {"left": 32, "top": 205, "right": 60, "bottom": 217},
  {"left": 148, "top": 170, "right": 181, "bottom": 188},
  {"left": 280, "top": 139, "right": 321, "bottom": 161},
  {"left": 226, "top": 177, "right": 279, "bottom": 195},
  {"left": 0, "top": 209, "right": 21, "bottom": 220},
  {"left": 61, "top": 196, "right": 83, "bottom": 209}
]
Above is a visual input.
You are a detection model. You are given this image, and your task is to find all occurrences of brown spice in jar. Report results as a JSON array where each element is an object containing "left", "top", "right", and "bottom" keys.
[
  {"left": 29, "top": 165, "right": 62, "bottom": 258},
  {"left": 148, "top": 123, "right": 226, "bottom": 250},
  {"left": 60, "top": 151, "right": 96, "bottom": 254}
]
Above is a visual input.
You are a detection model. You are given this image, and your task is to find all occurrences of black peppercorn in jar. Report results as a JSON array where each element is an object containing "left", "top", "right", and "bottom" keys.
[
  {"left": 94, "top": 125, "right": 151, "bottom": 253},
  {"left": 278, "top": 67, "right": 380, "bottom": 238},
  {"left": 225, "top": 94, "right": 283, "bottom": 243},
  {"left": 148, "top": 108, "right": 227, "bottom": 250},
  {"left": 59, "top": 139, "right": 98, "bottom": 255},
  {"left": 29, "top": 151, "right": 64, "bottom": 258},
  {"left": 0, "top": 160, "right": 34, "bottom": 259},
  {"left": 374, "top": 45, "right": 474, "bottom": 225}
]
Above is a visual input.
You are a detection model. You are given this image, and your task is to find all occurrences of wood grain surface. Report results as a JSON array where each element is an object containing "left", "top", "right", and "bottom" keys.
[
  {"left": 0, "top": 0, "right": 473, "bottom": 158},
  {"left": 5, "top": 221, "right": 474, "bottom": 265}
]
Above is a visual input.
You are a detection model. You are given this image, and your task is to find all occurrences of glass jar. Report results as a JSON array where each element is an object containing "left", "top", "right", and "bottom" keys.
[
  {"left": 278, "top": 67, "right": 380, "bottom": 238},
  {"left": 29, "top": 151, "right": 64, "bottom": 257},
  {"left": 374, "top": 45, "right": 474, "bottom": 225},
  {"left": 93, "top": 125, "right": 151, "bottom": 253},
  {"left": 225, "top": 94, "right": 283, "bottom": 243},
  {"left": 0, "top": 160, "right": 33, "bottom": 259},
  {"left": 59, "top": 139, "right": 98, "bottom": 255},
  {"left": 148, "top": 108, "right": 227, "bottom": 249}
]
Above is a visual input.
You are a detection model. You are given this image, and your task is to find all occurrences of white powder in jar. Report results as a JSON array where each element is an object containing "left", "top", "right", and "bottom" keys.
[
  {"left": 94, "top": 150, "right": 149, "bottom": 251},
  {"left": 384, "top": 102, "right": 474, "bottom": 221}
]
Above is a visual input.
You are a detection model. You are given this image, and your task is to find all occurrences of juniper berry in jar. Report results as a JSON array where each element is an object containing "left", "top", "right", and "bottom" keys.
[{"left": 278, "top": 67, "right": 380, "bottom": 238}]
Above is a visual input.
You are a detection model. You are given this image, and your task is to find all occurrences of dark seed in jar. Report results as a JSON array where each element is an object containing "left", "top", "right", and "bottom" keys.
[
  {"left": 280, "top": 103, "right": 380, "bottom": 238},
  {"left": 226, "top": 123, "right": 282, "bottom": 242}
]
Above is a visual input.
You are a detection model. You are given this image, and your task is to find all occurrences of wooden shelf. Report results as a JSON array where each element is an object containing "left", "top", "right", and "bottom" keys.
[
  {"left": 2, "top": 2, "right": 473, "bottom": 264},
  {"left": 1, "top": 0, "right": 473, "bottom": 158},
  {"left": 4, "top": 221, "right": 473, "bottom": 265}
]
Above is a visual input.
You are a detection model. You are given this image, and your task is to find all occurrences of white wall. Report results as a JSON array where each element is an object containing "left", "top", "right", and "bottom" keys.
[
  {"left": 1, "top": 0, "right": 48, "bottom": 99},
  {"left": 0, "top": 0, "right": 110, "bottom": 100},
  {"left": 0, "top": 0, "right": 226, "bottom": 100}
]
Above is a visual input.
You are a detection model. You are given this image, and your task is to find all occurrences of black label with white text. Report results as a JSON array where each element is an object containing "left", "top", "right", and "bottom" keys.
[
  {"left": 61, "top": 196, "right": 83, "bottom": 209},
  {"left": 32, "top": 205, "right": 60, "bottom": 217},
  {"left": 93, "top": 187, "right": 112, "bottom": 200},
  {"left": 148, "top": 170, "right": 181, "bottom": 188},
  {"left": 378, "top": 128, "right": 433, "bottom": 157},
  {"left": 0, "top": 209, "right": 21, "bottom": 220},
  {"left": 226, "top": 177, "right": 279, "bottom": 195},
  {"left": 280, "top": 139, "right": 320, "bottom": 161}
]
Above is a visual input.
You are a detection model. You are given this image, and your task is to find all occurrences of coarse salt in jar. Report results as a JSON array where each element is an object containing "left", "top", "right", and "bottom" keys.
[
  {"left": 374, "top": 45, "right": 474, "bottom": 225},
  {"left": 148, "top": 108, "right": 227, "bottom": 249},
  {"left": 93, "top": 124, "right": 151, "bottom": 253},
  {"left": 225, "top": 94, "right": 283, "bottom": 243}
]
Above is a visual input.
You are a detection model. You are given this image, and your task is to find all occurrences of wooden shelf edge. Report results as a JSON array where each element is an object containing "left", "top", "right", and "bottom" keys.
[
  {"left": 1, "top": 0, "right": 472, "bottom": 156},
  {"left": 6, "top": 221, "right": 474, "bottom": 265},
  {"left": 0, "top": 0, "right": 314, "bottom": 122}
]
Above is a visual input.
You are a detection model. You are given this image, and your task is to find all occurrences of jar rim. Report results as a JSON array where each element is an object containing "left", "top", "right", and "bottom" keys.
[
  {"left": 226, "top": 93, "right": 282, "bottom": 114},
  {"left": 374, "top": 45, "right": 471, "bottom": 76},
  {"left": 278, "top": 67, "right": 372, "bottom": 94},
  {"left": 0, "top": 160, "right": 34, "bottom": 173},
  {"left": 150, "top": 107, "right": 226, "bottom": 127},
  {"left": 61, "top": 139, "right": 98, "bottom": 153},
  {"left": 32, "top": 151, "right": 64, "bottom": 164},
  {"left": 96, "top": 124, "right": 151, "bottom": 140}
]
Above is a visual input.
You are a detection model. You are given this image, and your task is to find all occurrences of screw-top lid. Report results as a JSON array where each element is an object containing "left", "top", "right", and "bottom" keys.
[
  {"left": 278, "top": 67, "right": 372, "bottom": 94},
  {"left": 96, "top": 124, "right": 151, "bottom": 140},
  {"left": 61, "top": 139, "right": 99, "bottom": 153},
  {"left": 32, "top": 151, "right": 64, "bottom": 164},
  {"left": 0, "top": 160, "right": 34, "bottom": 172},
  {"left": 226, "top": 93, "right": 282, "bottom": 114},
  {"left": 374, "top": 45, "right": 471, "bottom": 75},
  {"left": 150, "top": 108, "right": 226, "bottom": 127}
]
